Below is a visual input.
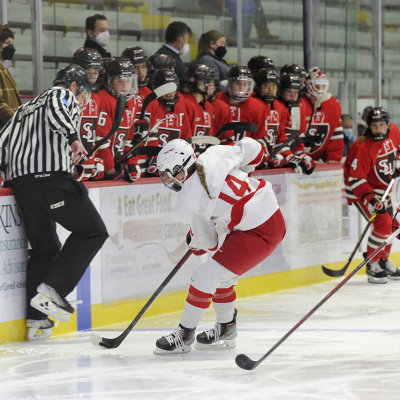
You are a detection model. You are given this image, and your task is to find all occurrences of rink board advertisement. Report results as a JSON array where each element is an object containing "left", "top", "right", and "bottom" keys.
[
  {"left": 99, "top": 184, "right": 201, "bottom": 303},
  {"left": 0, "top": 195, "right": 28, "bottom": 324}
]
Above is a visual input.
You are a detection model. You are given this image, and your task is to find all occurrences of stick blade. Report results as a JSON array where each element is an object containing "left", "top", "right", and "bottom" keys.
[
  {"left": 154, "top": 82, "right": 177, "bottom": 98},
  {"left": 321, "top": 265, "right": 346, "bottom": 277},
  {"left": 188, "top": 136, "right": 220, "bottom": 145},
  {"left": 90, "top": 332, "right": 119, "bottom": 349},
  {"left": 235, "top": 354, "right": 259, "bottom": 370}
]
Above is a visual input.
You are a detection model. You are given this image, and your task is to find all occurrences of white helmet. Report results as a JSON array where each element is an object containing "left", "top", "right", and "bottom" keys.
[
  {"left": 305, "top": 66, "right": 329, "bottom": 99},
  {"left": 157, "top": 139, "right": 196, "bottom": 192}
]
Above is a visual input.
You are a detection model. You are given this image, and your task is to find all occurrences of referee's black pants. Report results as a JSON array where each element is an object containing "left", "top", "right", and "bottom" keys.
[{"left": 13, "top": 176, "right": 108, "bottom": 320}]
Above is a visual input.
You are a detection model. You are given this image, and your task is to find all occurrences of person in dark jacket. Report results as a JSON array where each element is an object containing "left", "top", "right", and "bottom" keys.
[
  {"left": 83, "top": 14, "right": 111, "bottom": 58},
  {"left": 155, "top": 21, "right": 192, "bottom": 90}
]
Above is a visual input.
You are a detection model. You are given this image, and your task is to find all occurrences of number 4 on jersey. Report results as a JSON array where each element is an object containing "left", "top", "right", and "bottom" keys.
[{"left": 351, "top": 158, "right": 358, "bottom": 170}]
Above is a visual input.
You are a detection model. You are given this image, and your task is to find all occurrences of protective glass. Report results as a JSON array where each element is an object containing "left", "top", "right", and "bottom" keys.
[{"left": 228, "top": 76, "right": 255, "bottom": 101}]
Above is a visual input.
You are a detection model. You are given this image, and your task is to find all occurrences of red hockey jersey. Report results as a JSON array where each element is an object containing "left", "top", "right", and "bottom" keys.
[
  {"left": 134, "top": 86, "right": 152, "bottom": 121},
  {"left": 344, "top": 124, "right": 400, "bottom": 205},
  {"left": 300, "top": 94, "right": 344, "bottom": 162},
  {"left": 96, "top": 89, "right": 136, "bottom": 171},
  {"left": 211, "top": 98, "right": 232, "bottom": 141}
]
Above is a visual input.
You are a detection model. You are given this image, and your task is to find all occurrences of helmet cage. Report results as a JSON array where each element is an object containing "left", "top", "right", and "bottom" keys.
[
  {"left": 306, "top": 67, "right": 329, "bottom": 99},
  {"left": 107, "top": 74, "right": 138, "bottom": 100},
  {"left": 228, "top": 76, "right": 255, "bottom": 101}
]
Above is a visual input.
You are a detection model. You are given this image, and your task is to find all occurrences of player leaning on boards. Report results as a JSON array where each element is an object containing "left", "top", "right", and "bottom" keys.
[
  {"left": 344, "top": 107, "right": 400, "bottom": 283},
  {"left": 154, "top": 137, "right": 286, "bottom": 354},
  {"left": 0, "top": 65, "right": 108, "bottom": 340}
]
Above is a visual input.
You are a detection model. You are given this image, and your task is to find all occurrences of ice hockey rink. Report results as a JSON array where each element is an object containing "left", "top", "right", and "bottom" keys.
[{"left": 1, "top": 274, "right": 399, "bottom": 400}]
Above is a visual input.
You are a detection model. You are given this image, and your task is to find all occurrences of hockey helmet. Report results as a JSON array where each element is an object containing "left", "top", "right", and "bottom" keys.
[
  {"left": 53, "top": 64, "right": 92, "bottom": 100},
  {"left": 151, "top": 68, "right": 180, "bottom": 108},
  {"left": 105, "top": 57, "right": 138, "bottom": 99},
  {"left": 186, "top": 64, "right": 217, "bottom": 99},
  {"left": 280, "top": 63, "right": 305, "bottom": 77},
  {"left": 247, "top": 56, "right": 275, "bottom": 77},
  {"left": 254, "top": 67, "right": 279, "bottom": 102},
  {"left": 73, "top": 48, "right": 102, "bottom": 70},
  {"left": 365, "top": 107, "right": 390, "bottom": 141},
  {"left": 305, "top": 66, "right": 329, "bottom": 99},
  {"left": 157, "top": 139, "right": 197, "bottom": 192},
  {"left": 121, "top": 46, "right": 150, "bottom": 87},
  {"left": 228, "top": 66, "right": 254, "bottom": 102},
  {"left": 148, "top": 54, "right": 177, "bottom": 76}
]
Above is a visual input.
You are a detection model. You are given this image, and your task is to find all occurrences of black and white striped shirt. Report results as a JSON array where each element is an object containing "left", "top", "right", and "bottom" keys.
[{"left": 0, "top": 86, "right": 80, "bottom": 182}]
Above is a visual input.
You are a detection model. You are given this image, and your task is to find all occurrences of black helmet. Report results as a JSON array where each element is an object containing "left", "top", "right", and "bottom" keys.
[
  {"left": 228, "top": 65, "right": 252, "bottom": 79},
  {"left": 280, "top": 63, "right": 305, "bottom": 77},
  {"left": 365, "top": 107, "right": 390, "bottom": 141},
  {"left": 280, "top": 74, "right": 302, "bottom": 90},
  {"left": 121, "top": 47, "right": 149, "bottom": 87},
  {"left": 254, "top": 68, "right": 279, "bottom": 103},
  {"left": 186, "top": 64, "right": 217, "bottom": 100},
  {"left": 151, "top": 68, "right": 179, "bottom": 109},
  {"left": 73, "top": 48, "right": 102, "bottom": 70},
  {"left": 247, "top": 56, "right": 275, "bottom": 76},
  {"left": 148, "top": 54, "right": 176, "bottom": 74},
  {"left": 53, "top": 64, "right": 92, "bottom": 96},
  {"left": 228, "top": 66, "right": 254, "bottom": 102},
  {"left": 105, "top": 57, "right": 137, "bottom": 99}
]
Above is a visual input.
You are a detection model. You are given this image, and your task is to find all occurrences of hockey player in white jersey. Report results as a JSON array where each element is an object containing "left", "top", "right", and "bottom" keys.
[{"left": 154, "top": 137, "right": 286, "bottom": 354}]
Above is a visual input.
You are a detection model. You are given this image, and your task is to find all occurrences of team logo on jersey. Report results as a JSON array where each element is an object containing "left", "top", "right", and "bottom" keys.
[
  {"left": 268, "top": 110, "right": 279, "bottom": 125},
  {"left": 375, "top": 139, "right": 396, "bottom": 184},
  {"left": 124, "top": 110, "right": 133, "bottom": 128},
  {"left": 158, "top": 127, "right": 181, "bottom": 147},
  {"left": 113, "top": 127, "right": 130, "bottom": 156},
  {"left": 135, "top": 94, "right": 144, "bottom": 108},
  {"left": 80, "top": 116, "right": 97, "bottom": 153},
  {"left": 314, "top": 111, "right": 325, "bottom": 123},
  {"left": 229, "top": 106, "right": 240, "bottom": 122},
  {"left": 307, "top": 123, "right": 329, "bottom": 153},
  {"left": 203, "top": 111, "right": 211, "bottom": 126}
]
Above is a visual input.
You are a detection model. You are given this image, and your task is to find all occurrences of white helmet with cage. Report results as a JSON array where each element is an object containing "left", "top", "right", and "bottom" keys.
[
  {"left": 157, "top": 139, "right": 197, "bottom": 192},
  {"left": 305, "top": 66, "right": 329, "bottom": 99}
]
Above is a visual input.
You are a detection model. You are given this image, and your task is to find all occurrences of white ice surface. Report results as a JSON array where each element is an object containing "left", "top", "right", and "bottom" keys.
[{"left": 1, "top": 275, "right": 400, "bottom": 400}]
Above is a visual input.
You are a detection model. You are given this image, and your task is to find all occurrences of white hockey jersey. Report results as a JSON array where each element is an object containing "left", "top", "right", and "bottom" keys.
[{"left": 177, "top": 138, "right": 279, "bottom": 250}]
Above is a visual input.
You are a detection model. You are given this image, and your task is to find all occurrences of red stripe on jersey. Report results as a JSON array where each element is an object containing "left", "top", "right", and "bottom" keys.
[
  {"left": 186, "top": 285, "right": 212, "bottom": 309},
  {"left": 227, "top": 179, "right": 266, "bottom": 232},
  {"left": 248, "top": 148, "right": 264, "bottom": 166},
  {"left": 211, "top": 286, "right": 236, "bottom": 304},
  {"left": 219, "top": 191, "right": 236, "bottom": 205}
]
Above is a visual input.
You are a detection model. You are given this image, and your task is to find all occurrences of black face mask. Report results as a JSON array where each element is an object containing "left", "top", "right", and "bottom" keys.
[
  {"left": 2, "top": 44, "right": 15, "bottom": 61},
  {"left": 215, "top": 46, "right": 227, "bottom": 59}
]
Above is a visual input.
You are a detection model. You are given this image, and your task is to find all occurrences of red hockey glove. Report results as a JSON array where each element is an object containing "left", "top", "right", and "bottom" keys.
[
  {"left": 368, "top": 196, "right": 388, "bottom": 214},
  {"left": 123, "top": 163, "right": 141, "bottom": 183},
  {"left": 147, "top": 156, "right": 158, "bottom": 175},
  {"left": 298, "top": 153, "right": 315, "bottom": 175},
  {"left": 264, "top": 153, "right": 285, "bottom": 168},
  {"left": 392, "top": 209, "right": 400, "bottom": 239},
  {"left": 90, "top": 157, "right": 105, "bottom": 181},
  {"left": 285, "top": 153, "right": 307, "bottom": 173}
]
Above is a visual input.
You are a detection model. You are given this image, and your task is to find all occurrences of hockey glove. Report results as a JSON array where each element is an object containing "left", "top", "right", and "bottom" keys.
[
  {"left": 90, "top": 157, "right": 105, "bottom": 181},
  {"left": 392, "top": 209, "right": 400, "bottom": 239},
  {"left": 285, "top": 153, "right": 307, "bottom": 174},
  {"left": 134, "top": 120, "right": 150, "bottom": 136},
  {"left": 123, "top": 163, "right": 141, "bottom": 183},
  {"left": 264, "top": 153, "right": 285, "bottom": 168},
  {"left": 368, "top": 196, "right": 388, "bottom": 214},
  {"left": 105, "top": 162, "right": 123, "bottom": 180},
  {"left": 298, "top": 153, "right": 315, "bottom": 175},
  {"left": 147, "top": 156, "right": 158, "bottom": 175}
]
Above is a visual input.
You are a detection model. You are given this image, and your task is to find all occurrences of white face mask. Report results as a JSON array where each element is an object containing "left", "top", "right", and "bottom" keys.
[
  {"left": 94, "top": 31, "right": 110, "bottom": 47},
  {"left": 179, "top": 43, "right": 190, "bottom": 56}
]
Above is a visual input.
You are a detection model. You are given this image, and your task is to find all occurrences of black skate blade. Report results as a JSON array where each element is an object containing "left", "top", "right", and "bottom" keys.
[
  {"left": 90, "top": 333, "right": 116, "bottom": 349},
  {"left": 235, "top": 354, "right": 259, "bottom": 370}
]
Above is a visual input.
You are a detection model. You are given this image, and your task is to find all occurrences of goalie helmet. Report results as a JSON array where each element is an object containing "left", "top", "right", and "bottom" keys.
[
  {"left": 121, "top": 46, "right": 150, "bottom": 87},
  {"left": 105, "top": 57, "right": 138, "bottom": 99},
  {"left": 247, "top": 55, "right": 275, "bottom": 76},
  {"left": 157, "top": 139, "right": 197, "bottom": 192},
  {"left": 53, "top": 64, "right": 92, "bottom": 99},
  {"left": 151, "top": 68, "right": 180, "bottom": 108},
  {"left": 254, "top": 67, "right": 279, "bottom": 103},
  {"left": 186, "top": 64, "right": 217, "bottom": 101},
  {"left": 365, "top": 107, "right": 390, "bottom": 141},
  {"left": 305, "top": 66, "right": 329, "bottom": 99},
  {"left": 228, "top": 66, "right": 254, "bottom": 102}
]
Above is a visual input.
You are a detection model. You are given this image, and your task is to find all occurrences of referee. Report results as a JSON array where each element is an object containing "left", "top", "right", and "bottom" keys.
[{"left": 0, "top": 64, "right": 108, "bottom": 340}]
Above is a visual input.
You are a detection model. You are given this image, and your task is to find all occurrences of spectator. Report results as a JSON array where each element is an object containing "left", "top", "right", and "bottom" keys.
[
  {"left": 155, "top": 21, "right": 193, "bottom": 90},
  {"left": 84, "top": 14, "right": 111, "bottom": 58},
  {"left": 196, "top": 30, "right": 229, "bottom": 83},
  {"left": 342, "top": 114, "right": 355, "bottom": 157},
  {"left": 0, "top": 24, "right": 21, "bottom": 131}
]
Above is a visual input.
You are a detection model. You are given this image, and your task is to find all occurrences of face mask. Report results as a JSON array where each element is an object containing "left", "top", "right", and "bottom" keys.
[
  {"left": 343, "top": 128, "right": 353, "bottom": 140},
  {"left": 94, "top": 31, "right": 110, "bottom": 47},
  {"left": 2, "top": 44, "right": 15, "bottom": 61},
  {"left": 179, "top": 43, "right": 190, "bottom": 56},
  {"left": 215, "top": 46, "right": 227, "bottom": 59}
]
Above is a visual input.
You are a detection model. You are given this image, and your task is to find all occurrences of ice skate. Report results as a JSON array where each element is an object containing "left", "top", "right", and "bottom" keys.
[
  {"left": 195, "top": 309, "right": 238, "bottom": 350},
  {"left": 379, "top": 259, "right": 400, "bottom": 280},
  {"left": 26, "top": 318, "right": 55, "bottom": 341},
  {"left": 366, "top": 260, "right": 388, "bottom": 284},
  {"left": 30, "top": 283, "right": 74, "bottom": 322},
  {"left": 153, "top": 324, "right": 195, "bottom": 355}
]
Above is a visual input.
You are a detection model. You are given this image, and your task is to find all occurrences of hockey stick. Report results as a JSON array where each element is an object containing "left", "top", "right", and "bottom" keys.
[
  {"left": 215, "top": 122, "right": 257, "bottom": 138},
  {"left": 79, "top": 95, "right": 126, "bottom": 163},
  {"left": 322, "top": 173, "right": 397, "bottom": 277},
  {"left": 139, "top": 82, "right": 177, "bottom": 120},
  {"left": 90, "top": 249, "right": 192, "bottom": 349},
  {"left": 236, "top": 226, "right": 400, "bottom": 371}
]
